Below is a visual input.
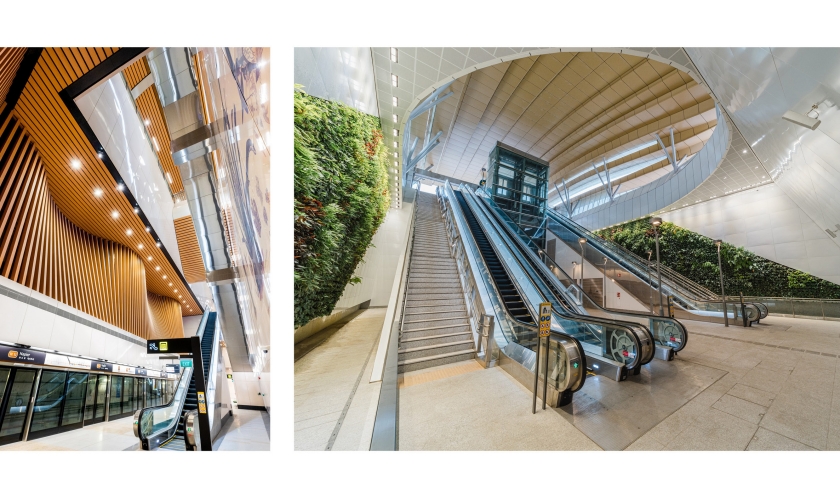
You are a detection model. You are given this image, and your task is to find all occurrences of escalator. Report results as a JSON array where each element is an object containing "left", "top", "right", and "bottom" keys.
[
  {"left": 135, "top": 311, "right": 222, "bottom": 451},
  {"left": 454, "top": 190, "right": 534, "bottom": 327},
  {"left": 544, "top": 210, "right": 765, "bottom": 325},
  {"left": 472, "top": 187, "right": 687, "bottom": 358},
  {"left": 439, "top": 183, "right": 586, "bottom": 406},
  {"left": 158, "top": 313, "right": 217, "bottom": 451},
  {"left": 451, "top": 184, "right": 650, "bottom": 381}
]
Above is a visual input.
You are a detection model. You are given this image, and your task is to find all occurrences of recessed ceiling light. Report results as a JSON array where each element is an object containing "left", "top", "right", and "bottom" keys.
[
  {"left": 162, "top": 275, "right": 166, "bottom": 279},
  {"left": 97, "top": 152, "right": 103, "bottom": 158},
  {"left": 116, "top": 184, "right": 124, "bottom": 192},
  {"left": 144, "top": 119, "right": 151, "bottom": 126},
  {"left": 393, "top": 96, "right": 398, "bottom": 106},
  {"left": 155, "top": 266, "right": 160, "bottom": 271},
  {"left": 71, "top": 159, "right": 81, "bottom": 169},
  {"left": 93, "top": 188, "right": 103, "bottom": 197},
  {"left": 168, "top": 283, "right": 172, "bottom": 286},
  {"left": 126, "top": 228, "right": 133, "bottom": 236},
  {"left": 155, "top": 242, "right": 161, "bottom": 247},
  {"left": 145, "top": 226, "right": 151, "bottom": 232},
  {"left": 138, "top": 244, "right": 144, "bottom": 249},
  {"left": 393, "top": 129, "right": 398, "bottom": 137},
  {"left": 133, "top": 207, "right": 139, "bottom": 214},
  {"left": 742, "top": 149, "right": 747, "bottom": 153},
  {"left": 390, "top": 47, "right": 398, "bottom": 63},
  {"left": 111, "top": 210, "right": 119, "bottom": 219},
  {"left": 147, "top": 255, "right": 152, "bottom": 261},
  {"left": 391, "top": 74, "right": 398, "bottom": 87}
]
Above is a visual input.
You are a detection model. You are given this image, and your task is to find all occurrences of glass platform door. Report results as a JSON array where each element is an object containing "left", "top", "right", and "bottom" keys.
[
  {"left": 84, "top": 374, "right": 109, "bottom": 425},
  {"left": 0, "top": 367, "right": 38, "bottom": 446}
]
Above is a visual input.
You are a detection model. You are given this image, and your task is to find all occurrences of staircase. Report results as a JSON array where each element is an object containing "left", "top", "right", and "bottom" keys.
[
  {"left": 159, "top": 312, "right": 217, "bottom": 451},
  {"left": 582, "top": 278, "right": 604, "bottom": 307},
  {"left": 398, "top": 191, "right": 475, "bottom": 373}
]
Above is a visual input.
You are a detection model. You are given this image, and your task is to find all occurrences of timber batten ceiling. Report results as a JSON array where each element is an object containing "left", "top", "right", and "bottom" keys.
[
  {"left": 411, "top": 51, "right": 716, "bottom": 203},
  {"left": 123, "top": 56, "right": 150, "bottom": 89},
  {"left": 0, "top": 48, "right": 26, "bottom": 105},
  {"left": 9, "top": 47, "right": 200, "bottom": 316},
  {"left": 174, "top": 215, "right": 207, "bottom": 283},
  {"left": 0, "top": 113, "right": 179, "bottom": 338},
  {"left": 146, "top": 291, "right": 185, "bottom": 339}
]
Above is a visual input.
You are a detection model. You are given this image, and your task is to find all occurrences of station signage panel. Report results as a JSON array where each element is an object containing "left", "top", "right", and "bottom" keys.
[
  {"left": 180, "top": 359, "right": 193, "bottom": 368},
  {"left": 0, "top": 345, "right": 46, "bottom": 365},
  {"left": 147, "top": 338, "right": 194, "bottom": 354},
  {"left": 165, "top": 364, "right": 181, "bottom": 374},
  {"left": 91, "top": 362, "right": 113, "bottom": 372}
]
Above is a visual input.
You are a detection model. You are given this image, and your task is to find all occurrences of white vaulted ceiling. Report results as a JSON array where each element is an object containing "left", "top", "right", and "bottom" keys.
[{"left": 371, "top": 47, "right": 724, "bottom": 211}]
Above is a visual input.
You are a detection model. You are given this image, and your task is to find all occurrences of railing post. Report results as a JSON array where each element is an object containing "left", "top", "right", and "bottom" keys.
[{"left": 481, "top": 314, "right": 495, "bottom": 368}]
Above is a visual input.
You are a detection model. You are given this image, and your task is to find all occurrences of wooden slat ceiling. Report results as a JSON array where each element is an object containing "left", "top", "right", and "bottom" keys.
[
  {"left": 11, "top": 47, "right": 200, "bottom": 316},
  {"left": 146, "top": 291, "right": 185, "bottom": 339},
  {"left": 424, "top": 51, "right": 716, "bottom": 195},
  {"left": 134, "top": 86, "right": 185, "bottom": 194},
  {"left": 0, "top": 112, "right": 184, "bottom": 338},
  {"left": 173, "top": 215, "right": 206, "bottom": 283},
  {"left": 120, "top": 57, "right": 185, "bottom": 194},
  {"left": 0, "top": 48, "right": 26, "bottom": 105},
  {"left": 122, "top": 56, "right": 150, "bottom": 89}
]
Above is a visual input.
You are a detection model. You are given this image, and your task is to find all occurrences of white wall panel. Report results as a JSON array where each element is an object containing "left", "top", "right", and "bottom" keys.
[
  {"left": 75, "top": 74, "right": 181, "bottom": 270},
  {"left": 0, "top": 275, "right": 170, "bottom": 370},
  {"left": 661, "top": 184, "right": 840, "bottom": 285},
  {"left": 294, "top": 47, "right": 379, "bottom": 115}
]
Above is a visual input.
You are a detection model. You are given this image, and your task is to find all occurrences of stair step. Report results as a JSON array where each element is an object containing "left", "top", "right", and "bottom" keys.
[
  {"left": 400, "top": 323, "right": 471, "bottom": 338},
  {"left": 400, "top": 331, "right": 474, "bottom": 348},
  {"left": 402, "top": 318, "right": 469, "bottom": 331},
  {"left": 399, "top": 340, "right": 475, "bottom": 360},
  {"left": 397, "top": 349, "right": 476, "bottom": 373}
]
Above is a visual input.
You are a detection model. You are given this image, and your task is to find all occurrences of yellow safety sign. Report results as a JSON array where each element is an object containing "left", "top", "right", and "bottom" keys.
[
  {"left": 198, "top": 391, "right": 207, "bottom": 414},
  {"left": 539, "top": 302, "right": 552, "bottom": 337}
]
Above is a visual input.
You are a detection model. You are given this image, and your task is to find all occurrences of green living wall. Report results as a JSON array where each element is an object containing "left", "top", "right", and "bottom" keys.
[
  {"left": 594, "top": 217, "right": 840, "bottom": 299},
  {"left": 294, "top": 89, "right": 390, "bottom": 328}
]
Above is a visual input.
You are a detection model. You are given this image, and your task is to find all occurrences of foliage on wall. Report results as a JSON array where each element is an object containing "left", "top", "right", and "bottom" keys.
[
  {"left": 294, "top": 88, "right": 390, "bottom": 328},
  {"left": 594, "top": 217, "right": 840, "bottom": 299}
]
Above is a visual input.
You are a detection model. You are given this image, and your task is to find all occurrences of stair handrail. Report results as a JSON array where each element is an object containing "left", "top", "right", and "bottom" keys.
[
  {"left": 443, "top": 181, "right": 586, "bottom": 393},
  {"left": 133, "top": 310, "right": 209, "bottom": 450}
]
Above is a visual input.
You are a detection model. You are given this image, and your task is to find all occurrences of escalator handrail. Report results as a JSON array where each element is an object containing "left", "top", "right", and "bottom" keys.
[
  {"left": 545, "top": 211, "right": 762, "bottom": 322},
  {"left": 476, "top": 189, "right": 689, "bottom": 352},
  {"left": 458, "top": 185, "right": 648, "bottom": 369},
  {"left": 464, "top": 186, "right": 653, "bottom": 366},
  {"left": 134, "top": 310, "right": 210, "bottom": 448},
  {"left": 445, "top": 182, "right": 585, "bottom": 392}
]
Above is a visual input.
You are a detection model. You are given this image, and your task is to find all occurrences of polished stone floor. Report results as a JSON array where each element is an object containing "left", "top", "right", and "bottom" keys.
[
  {"left": 213, "top": 410, "right": 270, "bottom": 451},
  {"left": 397, "top": 315, "right": 840, "bottom": 450},
  {"left": 0, "top": 416, "right": 138, "bottom": 451},
  {"left": 294, "top": 307, "right": 385, "bottom": 450},
  {"left": 0, "top": 410, "right": 268, "bottom": 451}
]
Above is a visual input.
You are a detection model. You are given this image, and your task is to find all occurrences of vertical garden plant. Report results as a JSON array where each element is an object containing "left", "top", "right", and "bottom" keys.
[{"left": 294, "top": 88, "right": 390, "bottom": 328}]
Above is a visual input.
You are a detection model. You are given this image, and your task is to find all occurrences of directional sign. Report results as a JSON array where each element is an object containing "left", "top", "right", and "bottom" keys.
[
  {"left": 539, "top": 302, "right": 552, "bottom": 337},
  {"left": 147, "top": 338, "right": 194, "bottom": 354},
  {"left": 197, "top": 391, "right": 207, "bottom": 414}
]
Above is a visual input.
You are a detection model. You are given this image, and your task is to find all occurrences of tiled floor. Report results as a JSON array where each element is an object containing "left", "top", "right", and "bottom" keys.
[
  {"left": 397, "top": 315, "right": 840, "bottom": 450},
  {"left": 0, "top": 416, "right": 138, "bottom": 451},
  {"left": 213, "top": 410, "right": 270, "bottom": 451},
  {"left": 294, "top": 307, "right": 386, "bottom": 450}
]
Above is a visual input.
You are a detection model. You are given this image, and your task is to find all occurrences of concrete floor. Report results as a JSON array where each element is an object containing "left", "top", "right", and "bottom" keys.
[{"left": 294, "top": 307, "right": 385, "bottom": 450}]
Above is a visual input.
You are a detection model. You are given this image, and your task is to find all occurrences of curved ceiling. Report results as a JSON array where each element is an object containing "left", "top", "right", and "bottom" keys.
[
  {"left": 411, "top": 52, "right": 717, "bottom": 207},
  {"left": 9, "top": 48, "right": 201, "bottom": 315}
]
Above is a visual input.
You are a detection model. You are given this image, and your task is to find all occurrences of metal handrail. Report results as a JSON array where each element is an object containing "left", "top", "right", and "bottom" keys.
[
  {"left": 545, "top": 211, "right": 761, "bottom": 324},
  {"left": 442, "top": 181, "right": 586, "bottom": 393},
  {"left": 477, "top": 190, "right": 688, "bottom": 352},
  {"left": 457, "top": 183, "right": 650, "bottom": 370},
  {"left": 134, "top": 310, "right": 209, "bottom": 450}
]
